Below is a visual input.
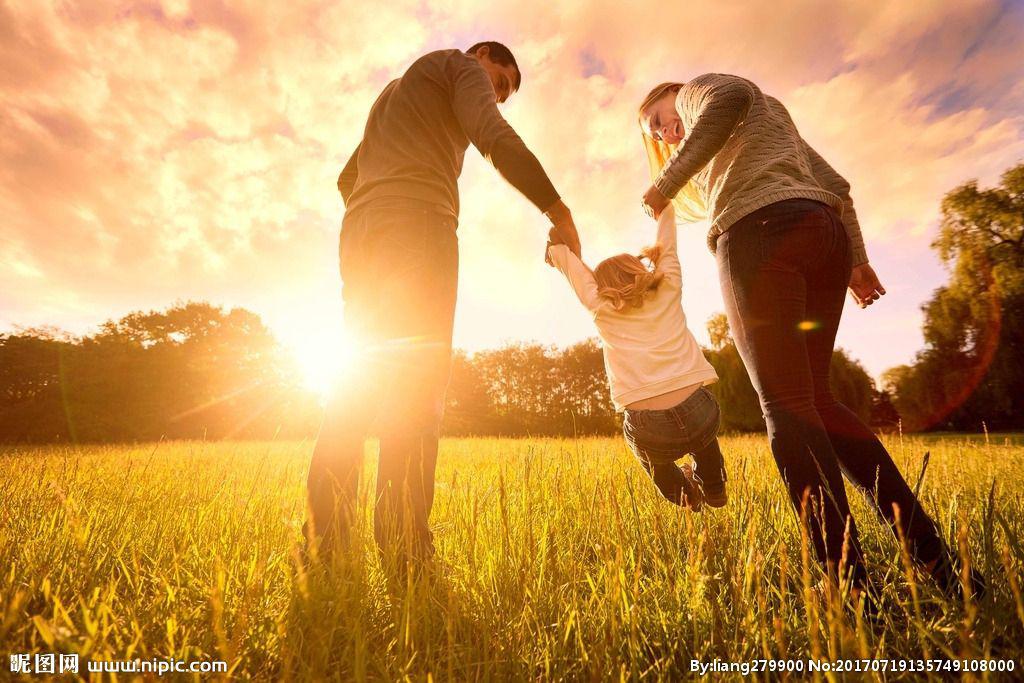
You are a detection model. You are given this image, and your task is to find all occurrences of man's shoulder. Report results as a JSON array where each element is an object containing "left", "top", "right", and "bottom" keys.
[
  {"left": 405, "top": 49, "right": 482, "bottom": 85},
  {"left": 412, "top": 48, "right": 470, "bottom": 70}
]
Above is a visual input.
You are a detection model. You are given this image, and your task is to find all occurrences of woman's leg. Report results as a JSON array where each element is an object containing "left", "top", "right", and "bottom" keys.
[
  {"left": 717, "top": 203, "right": 866, "bottom": 586},
  {"left": 805, "top": 212, "right": 946, "bottom": 567}
]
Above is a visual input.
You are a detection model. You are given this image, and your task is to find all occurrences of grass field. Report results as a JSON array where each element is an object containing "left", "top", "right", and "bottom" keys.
[{"left": 2, "top": 434, "right": 1023, "bottom": 680}]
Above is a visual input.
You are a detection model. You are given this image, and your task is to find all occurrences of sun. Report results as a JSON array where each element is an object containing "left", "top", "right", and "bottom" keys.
[{"left": 287, "top": 327, "right": 361, "bottom": 399}]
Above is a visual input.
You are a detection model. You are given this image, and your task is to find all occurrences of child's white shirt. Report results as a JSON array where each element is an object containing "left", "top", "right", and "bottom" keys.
[{"left": 547, "top": 206, "right": 718, "bottom": 411}]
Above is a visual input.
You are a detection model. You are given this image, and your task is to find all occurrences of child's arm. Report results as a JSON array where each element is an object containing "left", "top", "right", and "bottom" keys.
[
  {"left": 654, "top": 205, "right": 682, "bottom": 285},
  {"left": 546, "top": 243, "right": 603, "bottom": 313}
]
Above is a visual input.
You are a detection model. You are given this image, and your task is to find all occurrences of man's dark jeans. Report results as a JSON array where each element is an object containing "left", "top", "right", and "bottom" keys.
[
  {"left": 623, "top": 386, "right": 727, "bottom": 505},
  {"left": 306, "top": 203, "right": 458, "bottom": 567},
  {"left": 717, "top": 199, "right": 945, "bottom": 586}
]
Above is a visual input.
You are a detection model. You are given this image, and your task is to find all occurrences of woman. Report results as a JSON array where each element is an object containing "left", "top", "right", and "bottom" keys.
[{"left": 637, "top": 75, "right": 983, "bottom": 599}]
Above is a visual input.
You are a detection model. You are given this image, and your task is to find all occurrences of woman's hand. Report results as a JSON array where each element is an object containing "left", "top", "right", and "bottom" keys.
[
  {"left": 848, "top": 263, "right": 886, "bottom": 308},
  {"left": 641, "top": 184, "right": 670, "bottom": 219}
]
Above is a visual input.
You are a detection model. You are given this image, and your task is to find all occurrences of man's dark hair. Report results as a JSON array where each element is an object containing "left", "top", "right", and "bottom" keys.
[{"left": 466, "top": 41, "right": 521, "bottom": 91}]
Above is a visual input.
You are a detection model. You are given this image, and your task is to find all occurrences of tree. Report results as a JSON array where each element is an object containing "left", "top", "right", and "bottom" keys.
[
  {"left": 702, "top": 315, "right": 877, "bottom": 432},
  {"left": 707, "top": 313, "right": 732, "bottom": 351},
  {"left": 887, "top": 164, "right": 1024, "bottom": 431},
  {"left": 0, "top": 302, "right": 318, "bottom": 442}
]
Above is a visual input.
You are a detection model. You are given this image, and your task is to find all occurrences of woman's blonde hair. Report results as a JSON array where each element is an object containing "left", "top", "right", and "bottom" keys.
[
  {"left": 638, "top": 82, "right": 708, "bottom": 223},
  {"left": 594, "top": 245, "right": 665, "bottom": 310}
]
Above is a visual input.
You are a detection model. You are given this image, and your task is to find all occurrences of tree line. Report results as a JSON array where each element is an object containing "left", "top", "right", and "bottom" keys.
[
  {"left": 3, "top": 163, "right": 1020, "bottom": 442},
  {"left": 0, "top": 303, "right": 879, "bottom": 442}
]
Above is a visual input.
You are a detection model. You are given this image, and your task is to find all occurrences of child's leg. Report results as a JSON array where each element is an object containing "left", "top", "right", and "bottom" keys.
[
  {"left": 622, "top": 408, "right": 703, "bottom": 509},
  {"left": 692, "top": 437, "right": 727, "bottom": 490},
  {"left": 633, "top": 451, "right": 694, "bottom": 506}
]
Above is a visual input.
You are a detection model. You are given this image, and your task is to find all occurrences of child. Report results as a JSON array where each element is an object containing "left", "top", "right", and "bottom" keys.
[{"left": 547, "top": 205, "right": 727, "bottom": 509}]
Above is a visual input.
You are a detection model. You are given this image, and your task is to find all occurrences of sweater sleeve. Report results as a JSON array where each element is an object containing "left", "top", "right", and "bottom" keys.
[
  {"left": 449, "top": 55, "right": 561, "bottom": 212},
  {"left": 803, "top": 141, "right": 869, "bottom": 265},
  {"left": 337, "top": 143, "right": 360, "bottom": 207},
  {"left": 547, "top": 244, "right": 603, "bottom": 312},
  {"left": 654, "top": 74, "right": 755, "bottom": 199}
]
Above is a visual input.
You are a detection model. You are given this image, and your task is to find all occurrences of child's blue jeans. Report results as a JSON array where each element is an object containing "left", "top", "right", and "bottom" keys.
[{"left": 622, "top": 386, "right": 727, "bottom": 504}]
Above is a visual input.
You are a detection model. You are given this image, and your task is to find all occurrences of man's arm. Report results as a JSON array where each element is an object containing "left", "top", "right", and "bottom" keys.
[
  {"left": 803, "top": 141, "right": 868, "bottom": 266},
  {"left": 449, "top": 56, "right": 579, "bottom": 254},
  {"left": 337, "top": 143, "right": 360, "bottom": 207},
  {"left": 653, "top": 74, "right": 755, "bottom": 200}
]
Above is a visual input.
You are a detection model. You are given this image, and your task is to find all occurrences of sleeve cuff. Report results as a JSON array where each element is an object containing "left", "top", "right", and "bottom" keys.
[{"left": 654, "top": 173, "right": 680, "bottom": 200}]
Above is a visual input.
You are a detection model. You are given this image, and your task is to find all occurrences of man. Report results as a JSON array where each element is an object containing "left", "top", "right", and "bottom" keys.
[{"left": 307, "top": 41, "right": 580, "bottom": 568}]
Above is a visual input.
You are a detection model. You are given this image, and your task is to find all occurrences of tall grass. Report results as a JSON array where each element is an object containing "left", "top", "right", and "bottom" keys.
[{"left": 1, "top": 435, "right": 1022, "bottom": 680}]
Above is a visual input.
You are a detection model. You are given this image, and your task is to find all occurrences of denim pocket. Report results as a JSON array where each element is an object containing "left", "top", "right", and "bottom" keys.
[
  {"left": 685, "top": 389, "right": 721, "bottom": 449},
  {"left": 624, "top": 408, "right": 688, "bottom": 456}
]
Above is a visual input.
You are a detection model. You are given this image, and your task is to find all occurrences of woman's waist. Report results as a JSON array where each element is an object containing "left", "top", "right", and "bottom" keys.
[{"left": 706, "top": 189, "right": 843, "bottom": 252}]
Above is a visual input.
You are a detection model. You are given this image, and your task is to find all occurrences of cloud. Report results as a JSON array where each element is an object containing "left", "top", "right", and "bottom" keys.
[{"left": 2, "top": 0, "right": 1022, "bottom": 379}]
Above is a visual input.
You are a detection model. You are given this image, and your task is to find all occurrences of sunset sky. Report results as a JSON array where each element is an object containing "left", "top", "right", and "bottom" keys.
[{"left": 3, "top": 0, "right": 1023, "bottom": 385}]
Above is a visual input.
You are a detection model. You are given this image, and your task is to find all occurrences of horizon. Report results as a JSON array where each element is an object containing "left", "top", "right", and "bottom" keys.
[{"left": 3, "top": 1, "right": 1023, "bottom": 385}]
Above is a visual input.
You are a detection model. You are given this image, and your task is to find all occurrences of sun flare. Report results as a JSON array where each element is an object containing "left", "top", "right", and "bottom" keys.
[{"left": 287, "top": 327, "right": 361, "bottom": 399}]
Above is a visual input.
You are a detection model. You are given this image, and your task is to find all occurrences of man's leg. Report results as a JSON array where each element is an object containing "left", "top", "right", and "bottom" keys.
[
  {"left": 374, "top": 351, "right": 449, "bottom": 564},
  {"left": 304, "top": 366, "right": 375, "bottom": 557},
  {"left": 304, "top": 211, "right": 378, "bottom": 559},
  {"left": 367, "top": 210, "right": 458, "bottom": 566}
]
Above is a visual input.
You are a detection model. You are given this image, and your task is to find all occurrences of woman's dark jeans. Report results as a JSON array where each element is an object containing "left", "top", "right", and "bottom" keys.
[
  {"left": 623, "top": 386, "right": 727, "bottom": 505},
  {"left": 716, "top": 199, "right": 944, "bottom": 586}
]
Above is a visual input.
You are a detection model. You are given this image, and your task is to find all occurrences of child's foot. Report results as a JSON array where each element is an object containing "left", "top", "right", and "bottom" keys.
[
  {"left": 701, "top": 481, "right": 728, "bottom": 508},
  {"left": 680, "top": 463, "right": 704, "bottom": 512}
]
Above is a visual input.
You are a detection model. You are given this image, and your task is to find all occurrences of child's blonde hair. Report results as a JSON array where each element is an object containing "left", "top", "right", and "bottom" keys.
[{"left": 594, "top": 245, "right": 664, "bottom": 310}]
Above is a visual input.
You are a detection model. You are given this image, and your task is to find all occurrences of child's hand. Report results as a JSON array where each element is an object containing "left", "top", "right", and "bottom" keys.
[
  {"left": 544, "top": 227, "right": 560, "bottom": 267},
  {"left": 641, "top": 184, "right": 670, "bottom": 219}
]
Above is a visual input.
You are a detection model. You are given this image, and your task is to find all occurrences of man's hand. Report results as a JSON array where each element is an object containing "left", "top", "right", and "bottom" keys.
[
  {"left": 848, "top": 263, "right": 886, "bottom": 308},
  {"left": 543, "top": 199, "right": 581, "bottom": 257},
  {"left": 544, "top": 227, "right": 560, "bottom": 267},
  {"left": 641, "top": 184, "right": 670, "bottom": 219}
]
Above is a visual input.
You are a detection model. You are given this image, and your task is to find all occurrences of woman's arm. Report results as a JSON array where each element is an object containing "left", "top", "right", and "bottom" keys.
[
  {"left": 802, "top": 142, "right": 884, "bottom": 307},
  {"left": 653, "top": 74, "right": 755, "bottom": 200},
  {"left": 547, "top": 244, "right": 603, "bottom": 312},
  {"left": 802, "top": 141, "right": 869, "bottom": 266}
]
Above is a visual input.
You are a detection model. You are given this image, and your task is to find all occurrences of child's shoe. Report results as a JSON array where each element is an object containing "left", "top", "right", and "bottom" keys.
[{"left": 701, "top": 481, "right": 728, "bottom": 508}]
